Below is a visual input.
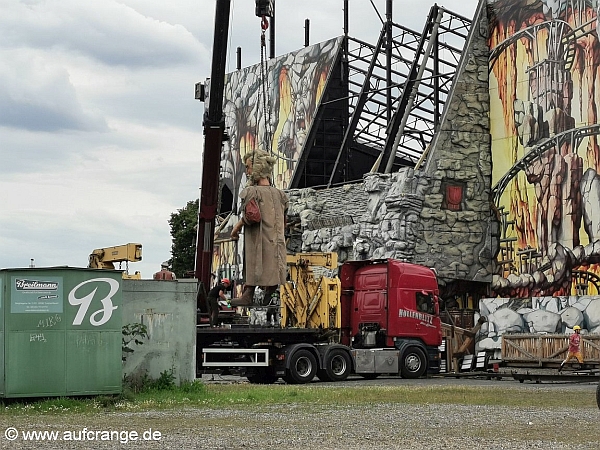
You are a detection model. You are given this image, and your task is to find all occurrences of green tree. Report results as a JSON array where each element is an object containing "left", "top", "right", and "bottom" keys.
[{"left": 169, "top": 199, "right": 198, "bottom": 278}]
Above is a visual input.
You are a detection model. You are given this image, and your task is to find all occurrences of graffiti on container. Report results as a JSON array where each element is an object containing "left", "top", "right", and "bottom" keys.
[
  {"left": 30, "top": 333, "right": 46, "bottom": 343},
  {"left": 37, "top": 314, "right": 62, "bottom": 328},
  {"left": 76, "top": 334, "right": 105, "bottom": 349}
]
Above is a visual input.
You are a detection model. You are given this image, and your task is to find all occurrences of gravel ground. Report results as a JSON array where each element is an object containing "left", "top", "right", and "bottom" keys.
[{"left": 0, "top": 382, "right": 597, "bottom": 450}]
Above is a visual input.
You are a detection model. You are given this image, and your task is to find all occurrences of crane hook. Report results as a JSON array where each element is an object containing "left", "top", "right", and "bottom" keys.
[{"left": 261, "top": 15, "right": 269, "bottom": 31}]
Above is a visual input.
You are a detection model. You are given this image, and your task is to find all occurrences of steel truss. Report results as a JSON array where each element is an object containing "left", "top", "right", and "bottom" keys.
[{"left": 326, "top": 5, "right": 471, "bottom": 187}]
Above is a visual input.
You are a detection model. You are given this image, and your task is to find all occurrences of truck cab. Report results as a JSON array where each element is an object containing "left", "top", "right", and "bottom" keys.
[{"left": 340, "top": 259, "right": 442, "bottom": 378}]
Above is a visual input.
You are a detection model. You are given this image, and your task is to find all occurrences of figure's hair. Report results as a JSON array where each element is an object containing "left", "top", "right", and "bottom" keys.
[{"left": 243, "top": 150, "right": 276, "bottom": 184}]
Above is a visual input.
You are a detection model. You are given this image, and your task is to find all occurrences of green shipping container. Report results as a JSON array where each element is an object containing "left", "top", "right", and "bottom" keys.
[{"left": 0, "top": 267, "right": 122, "bottom": 398}]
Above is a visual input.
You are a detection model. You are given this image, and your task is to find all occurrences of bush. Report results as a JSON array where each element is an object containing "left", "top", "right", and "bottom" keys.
[
  {"left": 150, "top": 369, "right": 176, "bottom": 391},
  {"left": 179, "top": 380, "right": 207, "bottom": 394},
  {"left": 123, "top": 368, "right": 177, "bottom": 393}
]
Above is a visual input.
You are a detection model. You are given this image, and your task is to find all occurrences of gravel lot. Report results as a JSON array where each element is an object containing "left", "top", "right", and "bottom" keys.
[{"left": 0, "top": 379, "right": 597, "bottom": 450}]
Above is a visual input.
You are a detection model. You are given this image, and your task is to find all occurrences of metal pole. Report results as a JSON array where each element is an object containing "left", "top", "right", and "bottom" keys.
[
  {"left": 386, "top": 0, "right": 392, "bottom": 123},
  {"left": 269, "top": 1, "right": 275, "bottom": 58},
  {"left": 305, "top": 19, "right": 310, "bottom": 47}
]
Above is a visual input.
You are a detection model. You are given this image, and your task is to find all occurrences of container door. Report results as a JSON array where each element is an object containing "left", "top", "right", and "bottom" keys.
[
  {"left": 5, "top": 272, "right": 67, "bottom": 397},
  {"left": 65, "top": 272, "right": 122, "bottom": 394}
]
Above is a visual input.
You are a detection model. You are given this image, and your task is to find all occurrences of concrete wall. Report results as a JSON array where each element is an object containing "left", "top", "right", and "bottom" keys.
[{"left": 121, "top": 279, "right": 196, "bottom": 385}]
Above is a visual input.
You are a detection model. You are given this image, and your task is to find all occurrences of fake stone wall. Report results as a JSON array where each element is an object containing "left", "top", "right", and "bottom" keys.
[{"left": 287, "top": 2, "right": 497, "bottom": 288}]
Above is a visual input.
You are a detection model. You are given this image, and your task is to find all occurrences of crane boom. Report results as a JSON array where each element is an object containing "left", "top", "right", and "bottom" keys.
[
  {"left": 194, "top": 0, "right": 231, "bottom": 291},
  {"left": 88, "top": 243, "right": 142, "bottom": 279}
]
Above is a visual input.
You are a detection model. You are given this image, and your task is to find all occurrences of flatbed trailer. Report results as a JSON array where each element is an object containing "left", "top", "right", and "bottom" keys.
[
  {"left": 196, "top": 325, "right": 354, "bottom": 384},
  {"left": 197, "top": 326, "right": 324, "bottom": 348},
  {"left": 510, "top": 369, "right": 600, "bottom": 384},
  {"left": 196, "top": 323, "right": 440, "bottom": 384}
]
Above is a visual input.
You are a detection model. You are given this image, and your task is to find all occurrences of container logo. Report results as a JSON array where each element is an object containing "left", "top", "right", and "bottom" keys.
[
  {"left": 68, "top": 278, "right": 119, "bottom": 327},
  {"left": 15, "top": 279, "right": 59, "bottom": 291},
  {"left": 11, "top": 276, "right": 63, "bottom": 313}
]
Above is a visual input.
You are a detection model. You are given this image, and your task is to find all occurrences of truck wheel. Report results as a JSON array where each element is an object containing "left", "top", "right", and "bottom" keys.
[
  {"left": 318, "top": 349, "right": 351, "bottom": 382},
  {"left": 596, "top": 381, "right": 600, "bottom": 410},
  {"left": 401, "top": 346, "right": 427, "bottom": 379},
  {"left": 284, "top": 349, "right": 317, "bottom": 384},
  {"left": 246, "top": 370, "right": 278, "bottom": 384}
]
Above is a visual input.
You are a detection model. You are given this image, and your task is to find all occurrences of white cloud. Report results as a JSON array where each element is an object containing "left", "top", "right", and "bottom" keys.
[
  {"left": 0, "top": 49, "right": 107, "bottom": 132},
  {"left": 0, "top": 0, "right": 478, "bottom": 277},
  {"left": 0, "top": 0, "right": 206, "bottom": 67}
]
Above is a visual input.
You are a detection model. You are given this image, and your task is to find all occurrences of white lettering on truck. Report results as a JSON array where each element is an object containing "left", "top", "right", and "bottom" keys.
[{"left": 398, "top": 308, "right": 433, "bottom": 324}]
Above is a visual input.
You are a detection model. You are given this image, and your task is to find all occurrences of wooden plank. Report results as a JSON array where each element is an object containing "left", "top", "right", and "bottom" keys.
[
  {"left": 502, "top": 338, "right": 537, "bottom": 359},
  {"left": 501, "top": 334, "right": 600, "bottom": 364}
]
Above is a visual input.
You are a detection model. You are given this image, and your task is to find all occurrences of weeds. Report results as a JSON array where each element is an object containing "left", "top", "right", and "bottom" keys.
[
  {"left": 150, "top": 369, "right": 176, "bottom": 391},
  {"left": 0, "top": 383, "right": 595, "bottom": 416},
  {"left": 123, "top": 368, "right": 176, "bottom": 393}
]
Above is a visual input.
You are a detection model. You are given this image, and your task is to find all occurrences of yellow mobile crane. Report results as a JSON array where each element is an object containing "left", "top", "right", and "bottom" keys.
[
  {"left": 88, "top": 243, "right": 143, "bottom": 279},
  {"left": 280, "top": 252, "right": 341, "bottom": 329}
]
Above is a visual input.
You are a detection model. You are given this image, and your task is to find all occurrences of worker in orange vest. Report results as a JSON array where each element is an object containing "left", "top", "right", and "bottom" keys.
[
  {"left": 559, "top": 325, "right": 583, "bottom": 372},
  {"left": 153, "top": 262, "right": 176, "bottom": 280}
]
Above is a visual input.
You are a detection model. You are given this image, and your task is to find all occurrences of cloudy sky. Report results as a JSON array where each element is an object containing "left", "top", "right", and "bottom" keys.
[{"left": 1, "top": 0, "right": 478, "bottom": 278}]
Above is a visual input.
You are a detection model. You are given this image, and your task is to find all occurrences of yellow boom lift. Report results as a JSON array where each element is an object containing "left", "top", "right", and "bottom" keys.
[{"left": 88, "top": 243, "right": 143, "bottom": 279}]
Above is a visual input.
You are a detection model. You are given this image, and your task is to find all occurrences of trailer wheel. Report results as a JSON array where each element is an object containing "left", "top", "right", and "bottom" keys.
[
  {"left": 284, "top": 349, "right": 317, "bottom": 384},
  {"left": 401, "top": 346, "right": 427, "bottom": 379},
  {"left": 318, "top": 349, "right": 351, "bottom": 382},
  {"left": 596, "top": 381, "right": 600, "bottom": 410}
]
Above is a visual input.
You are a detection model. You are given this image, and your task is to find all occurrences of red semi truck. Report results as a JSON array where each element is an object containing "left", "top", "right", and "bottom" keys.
[{"left": 196, "top": 257, "right": 443, "bottom": 383}]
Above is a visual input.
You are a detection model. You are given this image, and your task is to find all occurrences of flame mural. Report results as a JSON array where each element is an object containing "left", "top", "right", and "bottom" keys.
[
  {"left": 217, "top": 37, "right": 341, "bottom": 205},
  {"left": 489, "top": 0, "right": 600, "bottom": 298},
  {"left": 209, "top": 38, "right": 341, "bottom": 288}
]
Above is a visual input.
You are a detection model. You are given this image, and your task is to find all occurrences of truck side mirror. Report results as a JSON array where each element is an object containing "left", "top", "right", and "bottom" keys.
[{"left": 433, "top": 295, "right": 440, "bottom": 315}]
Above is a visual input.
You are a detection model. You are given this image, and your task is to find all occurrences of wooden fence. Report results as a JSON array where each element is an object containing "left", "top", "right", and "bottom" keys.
[{"left": 501, "top": 333, "right": 600, "bottom": 366}]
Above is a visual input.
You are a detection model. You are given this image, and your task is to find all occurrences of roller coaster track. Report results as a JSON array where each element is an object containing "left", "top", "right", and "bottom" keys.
[
  {"left": 573, "top": 270, "right": 600, "bottom": 295},
  {"left": 492, "top": 124, "right": 600, "bottom": 205},
  {"left": 489, "top": 20, "right": 574, "bottom": 72},
  {"left": 489, "top": 18, "right": 595, "bottom": 72}
]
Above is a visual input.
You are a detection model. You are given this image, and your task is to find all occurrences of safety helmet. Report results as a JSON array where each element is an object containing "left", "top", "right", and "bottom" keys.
[
  {"left": 221, "top": 278, "right": 230, "bottom": 285},
  {"left": 573, "top": 325, "right": 581, "bottom": 331}
]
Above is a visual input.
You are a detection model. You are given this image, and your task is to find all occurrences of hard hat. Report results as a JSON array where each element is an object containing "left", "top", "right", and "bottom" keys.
[
  {"left": 221, "top": 278, "right": 230, "bottom": 285},
  {"left": 573, "top": 325, "right": 581, "bottom": 330}
]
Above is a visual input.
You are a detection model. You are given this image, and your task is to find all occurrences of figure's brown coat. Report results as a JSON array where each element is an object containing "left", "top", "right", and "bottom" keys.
[{"left": 240, "top": 185, "right": 288, "bottom": 286}]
